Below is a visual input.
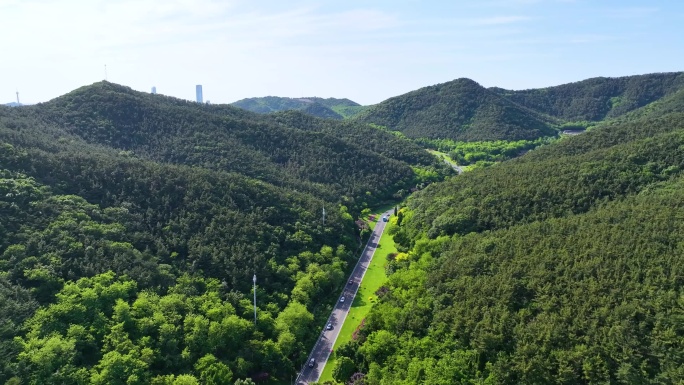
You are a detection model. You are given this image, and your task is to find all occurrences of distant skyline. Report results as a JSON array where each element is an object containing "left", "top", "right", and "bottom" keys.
[{"left": 1, "top": 0, "right": 683, "bottom": 106}]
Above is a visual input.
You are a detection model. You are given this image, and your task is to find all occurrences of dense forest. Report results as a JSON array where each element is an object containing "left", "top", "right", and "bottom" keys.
[
  {"left": 490, "top": 72, "right": 684, "bottom": 122},
  {"left": 4, "top": 82, "right": 449, "bottom": 209},
  {"left": 0, "top": 82, "right": 450, "bottom": 384},
  {"left": 333, "top": 109, "right": 684, "bottom": 384},
  {"left": 354, "top": 78, "right": 558, "bottom": 141},
  {"left": 4, "top": 72, "right": 684, "bottom": 385},
  {"left": 354, "top": 72, "right": 684, "bottom": 142},
  {"left": 231, "top": 96, "right": 365, "bottom": 119}
]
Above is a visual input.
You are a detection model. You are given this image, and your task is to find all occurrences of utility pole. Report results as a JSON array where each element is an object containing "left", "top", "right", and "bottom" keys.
[{"left": 253, "top": 274, "right": 257, "bottom": 325}]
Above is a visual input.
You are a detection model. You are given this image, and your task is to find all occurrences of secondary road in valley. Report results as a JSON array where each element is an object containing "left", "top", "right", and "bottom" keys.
[{"left": 295, "top": 210, "right": 392, "bottom": 385}]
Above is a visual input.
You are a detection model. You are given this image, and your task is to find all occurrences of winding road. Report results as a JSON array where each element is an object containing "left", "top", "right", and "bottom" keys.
[{"left": 295, "top": 210, "right": 392, "bottom": 385}]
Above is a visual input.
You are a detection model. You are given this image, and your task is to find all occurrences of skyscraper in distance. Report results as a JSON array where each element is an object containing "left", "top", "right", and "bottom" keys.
[{"left": 196, "top": 85, "right": 203, "bottom": 103}]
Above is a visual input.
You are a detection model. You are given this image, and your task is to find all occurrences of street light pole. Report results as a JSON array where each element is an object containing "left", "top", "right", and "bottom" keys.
[{"left": 253, "top": 274, "right": 257, "bottom": 325}]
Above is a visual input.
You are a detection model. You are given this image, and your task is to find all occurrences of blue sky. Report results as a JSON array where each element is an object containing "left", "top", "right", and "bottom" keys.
[{"left": 1, "top": 0, "right": 682, "bottom": 105}]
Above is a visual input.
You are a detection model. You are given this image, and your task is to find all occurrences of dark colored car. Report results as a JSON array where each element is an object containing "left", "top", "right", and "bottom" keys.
[
  {"left": 326, "top": 323, "right": 333, "bottom": 330},
  {"left": 340, "top": 296, "right": 345, "bottom": 303},
  {"left": 308, "top": 358, "right": 315, "bottom": 368}
]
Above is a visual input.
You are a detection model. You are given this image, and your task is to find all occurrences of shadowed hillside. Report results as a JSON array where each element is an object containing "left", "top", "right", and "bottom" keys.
[
  {"left": 355, "top": 78, "right": 558, "bottom": 141},
  {"left": 0, "top": 81, "right": 451, "bottom": 383},
  {"left": 340, "top": 109, "right": 684, "bottom": 384},
  {"left": 490, "top": 71, "right": 684, "bottom": 122},
  {"left": 14, "top": 81, "right": 441, "bottom": 206},
  {"left": 355, "top": 72, "right": 684, "bottom": 142}
]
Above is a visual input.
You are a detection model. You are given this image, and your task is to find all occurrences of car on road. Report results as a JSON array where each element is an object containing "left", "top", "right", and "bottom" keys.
[
  {"left": 326, "top": 323, "right": 333, "bottom": 330},
  {"left": 348, "top": 279, "right": 354, "bottom": 285},
  {"left": 340, "top": 296, "right": 345, "bottom": 303},
  {"left": 382, "top": 215, "right": 389, "bottom": 222},
  {"left": 308, "top": 358, "right": 315, "bottom": 368}
]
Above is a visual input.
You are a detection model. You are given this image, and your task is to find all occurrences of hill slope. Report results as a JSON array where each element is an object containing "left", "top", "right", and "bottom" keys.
[
  {"left": 232, "top": 95, "right": 362, "bottom": 119},
  {"left": 337, "top": 111, "right": 684, "bottom": 384},
  {"left": 0, "top": 82, "right": 450, "bottom": 383},
  {"left": 355, "top": 72, "right": 684, "bottom": 142},
  {"left": 15, "top": 81, "right": 438, "bottom": 206},
  {"left": 355, "top": 78, "right": 558, "bottom": 141},
  {"left": 490, "top": 71, "right": 684, "bottom": 122}
]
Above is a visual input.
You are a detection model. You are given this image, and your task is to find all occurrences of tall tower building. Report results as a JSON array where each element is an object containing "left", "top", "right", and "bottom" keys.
[
  {"left": 151, "top": 86, "right": 157, "bottom": 94},
  {"left": 196, "top": 85, "right": 203, "bottom": 103}
]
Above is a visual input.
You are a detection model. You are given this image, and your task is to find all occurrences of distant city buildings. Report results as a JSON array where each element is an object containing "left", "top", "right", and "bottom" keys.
[
  {"left": 151, "top": 86, "right": 157, "bottom": 94},
  {"left": 196, "top": 85, "right": 203, "bottom": 103}
]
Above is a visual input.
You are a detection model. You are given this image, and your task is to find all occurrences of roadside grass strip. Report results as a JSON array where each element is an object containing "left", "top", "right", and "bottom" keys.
[{"left": 319, "top": 219, "right": 397, "bottom": 382}]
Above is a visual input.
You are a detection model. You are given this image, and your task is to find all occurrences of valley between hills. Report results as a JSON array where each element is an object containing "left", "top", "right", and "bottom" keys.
[{"left": 1, "top": 71, "right": 684, "bottom": 384}]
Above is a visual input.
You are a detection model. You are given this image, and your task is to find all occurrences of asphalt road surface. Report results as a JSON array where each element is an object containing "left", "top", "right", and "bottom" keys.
[{"left": 295, "top": 210, "right": 393, "bottom": 385}]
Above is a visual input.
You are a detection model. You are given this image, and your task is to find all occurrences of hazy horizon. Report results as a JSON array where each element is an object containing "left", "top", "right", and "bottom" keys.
[{"left": 2, "top": 0, "right": 683, "bottom": 105}]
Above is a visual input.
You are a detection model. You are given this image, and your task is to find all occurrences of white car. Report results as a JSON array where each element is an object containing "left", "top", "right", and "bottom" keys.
[{"left": 340, "top": 296, "right": 345, "bottom": 303}]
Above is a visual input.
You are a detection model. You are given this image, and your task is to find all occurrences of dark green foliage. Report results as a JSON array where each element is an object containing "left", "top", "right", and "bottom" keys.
[
  {"left": 350, "top": 111, "right": 684, "bottom": 384},
  {"left": 0, "top": 82, "right": 445, "bottom": 382},
  {"left": 355, "top": 78, "right": 558, "bottom": 141},
  {"left": 0, "top": 275, "right": 38, "bottom": 383},
  {"left": 355, "top": 72, "right": 684, "bottom": 142},
  {"left": 332, "top": 356, "right": 356, "bottom": 383},
  {"left": 491, "top": 72, "right": 684, "bottom": 121},
  {"left": 9, "top": 82, "right": 417, "bottom": 208},
  {"left": 271, "top": 110, "right": 444, "bottom": 168},
  {"left": 397, "top": 113, "right": 684, "bottom": 245}
]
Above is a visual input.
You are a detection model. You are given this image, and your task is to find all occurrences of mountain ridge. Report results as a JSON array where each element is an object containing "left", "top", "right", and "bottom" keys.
[
  {"left": 354, "top": 71, "right": 684, "bottom": 141},
  {"left": 232, "top": 95, "right": 363, "bottom": 119}
]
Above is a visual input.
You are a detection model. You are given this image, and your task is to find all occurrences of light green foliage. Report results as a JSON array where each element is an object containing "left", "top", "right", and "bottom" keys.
[
  {"left": 275, "top": 301, "right": 314, "bottom": 342},
  {"left": 411, "top": 166, "right": 442, "bottom": 184},
  {"left": 419, "top": 137, "right": 556, "bottom": 166},
  {"left": 195, "top": 354, "right": 233, "bottom": 385},
  {"left": 12, "top": 273, "right": 295, "bottom": 384}
]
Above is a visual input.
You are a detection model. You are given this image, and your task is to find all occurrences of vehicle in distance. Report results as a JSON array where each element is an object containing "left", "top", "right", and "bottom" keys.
[
  {"left": 326, "top": 323, "right": 333, "bottom": 330},
  {"left": 382, "top": 215, "right": 389, "bottom": 222},
  {"left": 340, "top": 296, "right": 345, "bottom": 303},
  {"left": 308, "top": 358, "right": 315, "bottom": 368},
  {"left": 348, "top": 279, "right": 354, "bottom": 285}
]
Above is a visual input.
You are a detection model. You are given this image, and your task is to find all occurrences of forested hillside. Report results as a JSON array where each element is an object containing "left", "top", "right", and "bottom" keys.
[
  {"left": 355, "top": 72, "right": 684, "bottom": 142},
  {"left": 4, "top": 73, "right": 684, "bottom": 385},
  {"left": 12, "top": 81, "right": 444, "bottom": 208},
  {"left": 491, "top": 72, "right": 684, "bottom": 122},
  {"left": 355, "top": 78, "right": 558, "bottom": 141},
  {"left": 232, "top": 96, "right": 363, "bottom": 119},
  {"left": 0, "top": 82, "right": 449, "bottom": 384},
  {"left": 334, "top": 110, "right": 684, "bottom": 384}
]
